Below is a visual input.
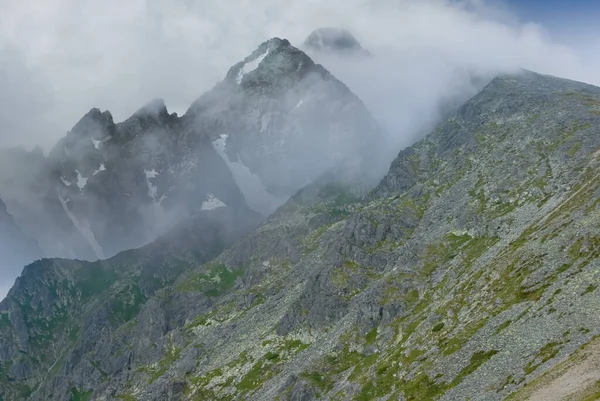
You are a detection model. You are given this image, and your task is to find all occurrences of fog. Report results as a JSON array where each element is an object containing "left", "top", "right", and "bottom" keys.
[
  {"left": 1, "top": 0, "right": 600, "bottom": 299},
  {"left": 1, "top": 0, "right": 598, "bottom": 150}
]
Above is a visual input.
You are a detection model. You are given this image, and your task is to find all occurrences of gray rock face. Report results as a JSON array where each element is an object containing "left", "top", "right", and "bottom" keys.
[{"left": 4, "top": 66, "right": 600, "bottom": 400}]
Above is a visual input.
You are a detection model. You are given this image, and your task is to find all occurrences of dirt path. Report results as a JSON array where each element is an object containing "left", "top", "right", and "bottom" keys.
[{"left": 524, "top": 338, "right": 600, "bottom": 401}]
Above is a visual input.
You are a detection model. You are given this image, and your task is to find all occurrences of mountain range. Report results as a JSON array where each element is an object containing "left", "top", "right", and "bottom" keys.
[
  {"left": 1, "top": 32, "right": 600, "bottom": 401},
  {"left": 0, "top": 36, "right": 382, "bottom": 267}
]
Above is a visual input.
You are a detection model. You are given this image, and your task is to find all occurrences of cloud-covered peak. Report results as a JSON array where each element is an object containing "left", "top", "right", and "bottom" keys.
[
  {"left": 69, "top": 108, "right": 116, "bottom": 138},
  {"left": 133, "top": 98, "right": 169, "bottom": 118},
  {"left": 304, "top": 28, "right": 367, "bottom": 55}
]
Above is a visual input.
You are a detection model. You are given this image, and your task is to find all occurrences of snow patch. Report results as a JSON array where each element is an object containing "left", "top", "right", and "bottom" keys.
[
  {"left": 60, "top": 177, "right": 72, "bottom": 186},
  {"left": 236, "top": 49, "right": 270, "bottom": 84},
  {"left": 212, "top": 134, "right": 287, "bottom": 216},
  {"left": 57, "top": 190, "right": 104, "bottom": 259},
  {"left": 93, "top": 163, "right": 106, "bottom": 176},
  {"left": 75, "top": 170, "right": 87, "bottom": 190},
  {"left": 144, "top": 169, "right": 159, "bottom": 200},
  {"left": 92, "top": 138, "right": 101, "bottom": 150},
  {"left": 212, "top": 134, "right": 228, "bottom": 153},
  {"left": 201, "top": 194, "right": 226, "bottom": 211}
]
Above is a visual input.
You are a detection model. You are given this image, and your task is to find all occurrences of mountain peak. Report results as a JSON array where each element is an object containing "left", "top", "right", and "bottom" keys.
[
  {"left": 69, "top": 107, "right": 116, "bottom": 138},
  {"left": 225, "top": 37, "right": 316, "bottom": 87}
]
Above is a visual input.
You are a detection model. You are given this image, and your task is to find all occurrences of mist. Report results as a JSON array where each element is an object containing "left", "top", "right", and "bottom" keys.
[
  {"left": 1, "top": 0, "right": 600, "bottom": 299},
  {"left": 1, "top": 0, "right": 599, "bottom": 151}
]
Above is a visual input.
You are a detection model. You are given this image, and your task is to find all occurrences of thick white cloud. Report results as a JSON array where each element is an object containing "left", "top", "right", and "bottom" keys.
[{"left": 0, "top": 0, "right": 598, "bottom": 151}]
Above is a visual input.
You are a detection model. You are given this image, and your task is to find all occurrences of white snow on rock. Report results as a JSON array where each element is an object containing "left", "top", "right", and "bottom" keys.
[
  {"left": 236, "top": 49, "right": 270, "bottom": 84},
  {"left": 57, "top": 190, "right": 104, "bottom": 259},
  {"left": 92, "top": 138, "right": 101, "bottom": 150},
  {"left": 60, "top": 177, "right": 72, "bottom": 186},
  {"left": 93, "top": 163, "right": 106, "bottom": 176},
  {"left": 212, "top": 134, "right": 287, "bottom": 216},
  {"left": 144, "top": 169, "right": 159, "bottom": 200},
  {"left": 75, "top": 170, "right": 87, "bottom": 190},
  {"left": 201, "top": 193, "right": 227, "bottom": 211}
]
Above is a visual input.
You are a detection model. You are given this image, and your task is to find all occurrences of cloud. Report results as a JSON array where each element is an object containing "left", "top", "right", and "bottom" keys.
[{"left": 0, "top": 0, "right": 598, "bottom": 152}]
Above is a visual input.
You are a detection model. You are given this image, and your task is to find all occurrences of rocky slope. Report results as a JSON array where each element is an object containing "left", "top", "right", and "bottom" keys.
[
  {"left": 0, "top": 206, "right": 260, "bottom": 400},
  {"left": 2, "top": 70, "right": 600, "bottom": 401}
]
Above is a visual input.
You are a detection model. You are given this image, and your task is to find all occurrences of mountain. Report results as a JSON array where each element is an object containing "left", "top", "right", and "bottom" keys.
[
  {"left": 46, "top": 100, "right": 250, "bottom": 259},
  {"left": 185, "top": 38, "right": 383, "bottom": 214},
  {"left": 2, "top": 69, "right": 600, "bottom": 400},
  {"left": 0, "top": 37, "right": 380, "bottom": 265}
]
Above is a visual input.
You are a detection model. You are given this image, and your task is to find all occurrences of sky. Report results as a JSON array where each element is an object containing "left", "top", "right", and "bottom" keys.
[
  {"left": 0, "top": 0, "right": 599, "bottom": 152},
  {"left": 509, "top": 0, "right": 600, "bottom": 41}
]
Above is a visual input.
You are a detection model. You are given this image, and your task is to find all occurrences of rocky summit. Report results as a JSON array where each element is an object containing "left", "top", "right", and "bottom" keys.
[{"left": 1, "top": 39, "right": 600, "bottom": 401}]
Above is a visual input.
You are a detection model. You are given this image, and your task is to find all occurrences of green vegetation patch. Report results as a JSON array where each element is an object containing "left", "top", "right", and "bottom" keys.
[
  {"left": 70, "top": 387, "right": 93, "bottom": 401},
  {"left": 139, "top": 341, "right": 182, "bottom": 384},
  {"left": 524, "top": 341, "right": 563, "bottom": 375},
  {"left": 178, "top": 263, "right": 244, "bottom": 297},
  {"left": 73, "top": 263, "right": 118, "bottom": 299},
  {"left": 110, "top": 283, "right": 147, "bottom": 324}
]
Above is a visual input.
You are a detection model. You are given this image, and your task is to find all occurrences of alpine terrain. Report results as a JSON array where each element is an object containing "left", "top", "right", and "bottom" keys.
[{"left": 1, "top": 36, "right": 600, "bottom": 401}]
